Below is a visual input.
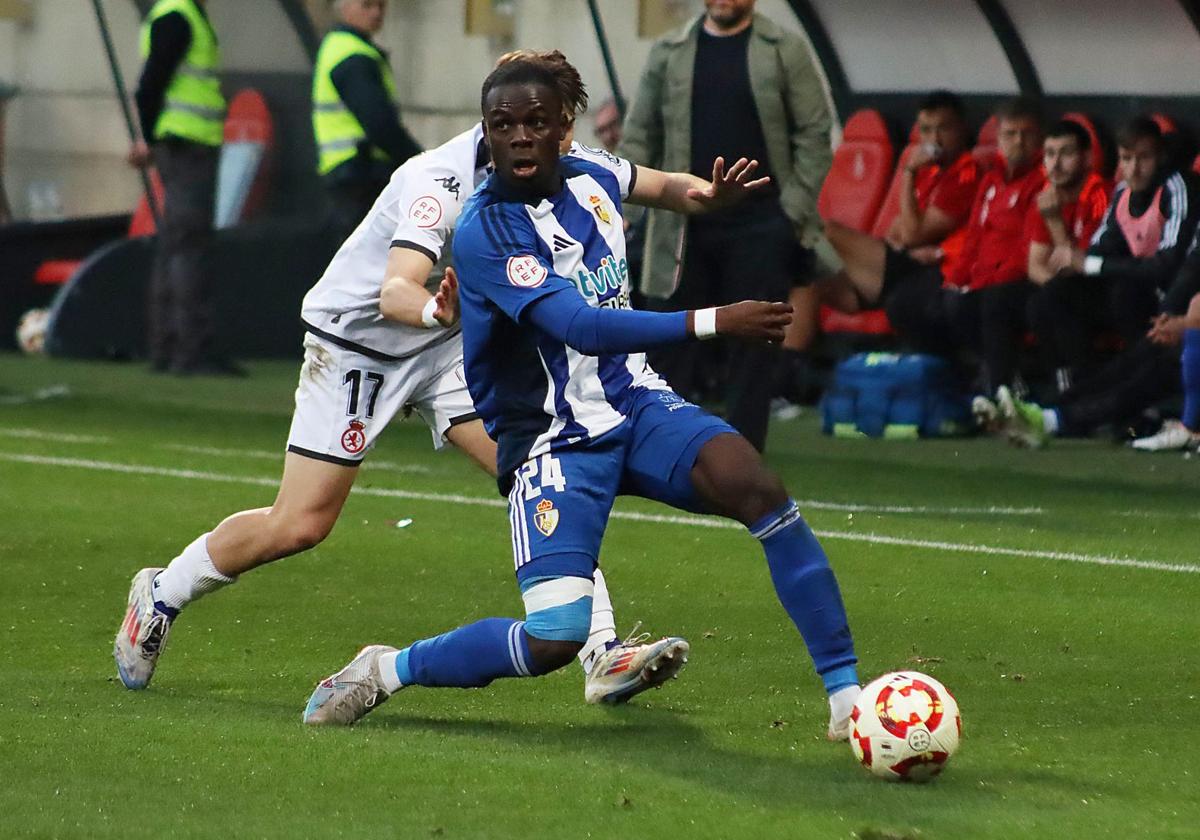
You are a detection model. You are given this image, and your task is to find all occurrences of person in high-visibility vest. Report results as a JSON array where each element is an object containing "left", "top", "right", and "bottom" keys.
[
  {"left": 313, "top": 0, "right": 421, "bottom": 238},
  {"left": 129, "top": 0, "right": 239, "bottom": 376}
]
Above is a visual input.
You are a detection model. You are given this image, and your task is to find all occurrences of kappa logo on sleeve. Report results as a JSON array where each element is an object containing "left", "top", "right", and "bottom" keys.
[
  {"left": 409, "top": 196, "right": 443, "bottom": 228},
  {"left": 506, "top": 255, "right": 548, "bottom": 288}
]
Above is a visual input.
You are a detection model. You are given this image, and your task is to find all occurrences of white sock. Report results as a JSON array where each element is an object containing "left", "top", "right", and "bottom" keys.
[
  {"left": 828, "top": 683, "right": 860, "bottom": 722},
  {"left": 378, "top": 650, "right": 403, "bottom": 693},
  {"left": 578, "top": 567, "right": 618, "bottom": 673},
  {"left": 152, "top": 532, "right": 236, "bottom": 611}
]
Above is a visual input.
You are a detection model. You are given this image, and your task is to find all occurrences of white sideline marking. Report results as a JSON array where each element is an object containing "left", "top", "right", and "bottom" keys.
[
  {"left": 0, "top": 428, "right": 111, "bottom": 444},
  {"left": 794, "top": 500, "right": 1042, "bottom": 516},
  {"left": 3, "top": 452, "right": 1195, "bottom": 575},
  {"left": 0, "top": 429, "right": 1028, "bottom": 517}
]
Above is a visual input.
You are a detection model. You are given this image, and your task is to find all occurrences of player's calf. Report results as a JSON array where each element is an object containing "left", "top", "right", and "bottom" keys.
[{"left": 690, "top": 432, "right": 860, "bottom": 736}]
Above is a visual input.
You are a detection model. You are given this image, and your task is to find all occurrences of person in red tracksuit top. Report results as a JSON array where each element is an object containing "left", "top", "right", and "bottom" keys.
[{"left": 826, "top": 97, "right": 1045, "bottom": 394}]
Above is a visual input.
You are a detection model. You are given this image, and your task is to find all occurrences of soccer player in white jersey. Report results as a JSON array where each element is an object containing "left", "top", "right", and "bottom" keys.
[
  {"left": 113, "top": 52, "right": 688, "bottom": 705},
  {"left": 304, "top": 56, "right": 862, "bottom": 740}
]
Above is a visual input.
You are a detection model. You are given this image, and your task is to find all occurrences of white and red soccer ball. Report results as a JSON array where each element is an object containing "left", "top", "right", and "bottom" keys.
[
  {"left": 16, "top": 308, "right": 49, "bottom": 355},
  {"left": 849, "top": 671, "right": 962, "bottom": 782}
]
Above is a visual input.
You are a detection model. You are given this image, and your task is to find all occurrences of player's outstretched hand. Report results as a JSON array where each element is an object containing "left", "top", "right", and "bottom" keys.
[
  {"left": 433, "top": 266, "right": 460, "bottom": 327},
  {"left": 714, "top": 300, "right": 793, "bottom": 342},
  {"left": 686, "top": 156, "right": 772, "bottom": 211}
]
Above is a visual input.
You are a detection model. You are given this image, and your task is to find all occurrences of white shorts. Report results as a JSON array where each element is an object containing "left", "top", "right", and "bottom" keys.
[{"left": 286, "top": 332, "right": 477, "bottom": 466}]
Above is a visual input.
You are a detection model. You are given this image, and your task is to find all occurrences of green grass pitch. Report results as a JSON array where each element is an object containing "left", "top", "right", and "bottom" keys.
[{"left": 2, "top": 353, "right": 1198, "bottom": 839}]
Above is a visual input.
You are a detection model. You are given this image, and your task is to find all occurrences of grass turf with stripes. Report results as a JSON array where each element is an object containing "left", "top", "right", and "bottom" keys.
[{"left": 1, "top": 354, "right": 1197, "bottom": 839}]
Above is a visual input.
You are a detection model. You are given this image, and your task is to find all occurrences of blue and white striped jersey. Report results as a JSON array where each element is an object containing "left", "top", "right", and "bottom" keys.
[{"left": 453, "top": 152, "right": 669, "bottom": 483}]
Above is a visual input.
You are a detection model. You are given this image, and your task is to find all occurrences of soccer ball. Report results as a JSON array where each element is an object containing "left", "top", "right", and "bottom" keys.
[
  {"left": 849, "top": 671, "right": 961, "bottom": 782},
  {"left": 16, "top": 308, "right": 50, "bottom": 355}
]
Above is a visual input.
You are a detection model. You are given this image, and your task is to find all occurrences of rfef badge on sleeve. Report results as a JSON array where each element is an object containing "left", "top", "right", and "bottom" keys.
[{"left": 506, "top": 255, "right": 548, "bottom": 288}]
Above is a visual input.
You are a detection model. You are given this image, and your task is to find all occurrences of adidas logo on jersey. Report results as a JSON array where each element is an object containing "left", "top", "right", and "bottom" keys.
[{"left": 552, "top": 234, "right": 574, "bottom": 252}]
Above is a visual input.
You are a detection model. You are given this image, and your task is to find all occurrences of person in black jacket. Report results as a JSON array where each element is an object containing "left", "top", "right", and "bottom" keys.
[
  {"left": 997, "top": 225, "right": 1200, "bottom": 447},
  {"left": 1028, "top": 117, "right": 1199, "bottom": 393}
]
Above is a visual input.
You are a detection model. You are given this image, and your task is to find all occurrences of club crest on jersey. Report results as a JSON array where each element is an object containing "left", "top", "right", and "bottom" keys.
[
  {"left": 507, "top": 255, "right": 547, "bottom": 288},
  {"left": 534, "top": 498, "right": 559, "bottom": 537},
  {"left": 588, "top": 194, "right": 612, "bottom": 225},
  {"left": 341, "top": 419, "right": 366, "bottom": 454}
]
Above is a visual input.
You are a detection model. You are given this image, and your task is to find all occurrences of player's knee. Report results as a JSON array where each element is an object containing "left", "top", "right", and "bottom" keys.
[
  {"left": 521, "top": 574, "right": 594, "bottom": 674},
  {"left": 693, "top": 434, "right": 788, "bottom": 525},
  {"left": 275, "top": 512, "right": 336, "bottom": 555}
]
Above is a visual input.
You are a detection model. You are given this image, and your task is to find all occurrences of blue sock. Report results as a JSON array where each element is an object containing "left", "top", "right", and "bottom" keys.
[
  {"left": 751, "top": 499, "right": 859, "bottom": 694},
  {"left": 1183, "top": 328, "right": 1200, "bottom": 431},
  {"left": 393, "top": 618, "right": 535, "bottom": 688}
]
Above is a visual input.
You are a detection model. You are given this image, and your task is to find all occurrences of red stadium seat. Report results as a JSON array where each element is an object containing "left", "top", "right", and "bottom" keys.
[
  {"left": 1192, "top": 153, "right": 1200, "bottom": 175},
  {"left": 870, "top": 143, "right": 916, "bottom": 240},
  {"left": 1150, "top": 113, "right": 1177, "bottom": 135},
  {"left": 818, "top": 109, "right": 895, "bottom": 233},
  {"left": 818, "top": 305, "right": 894, "bottom": 336},
  {"left": 1061, "top": 111, "right": 1108, "bottom": 177},
  {"left": 971, "top": 115, "right": 999, "bottom": 171}
]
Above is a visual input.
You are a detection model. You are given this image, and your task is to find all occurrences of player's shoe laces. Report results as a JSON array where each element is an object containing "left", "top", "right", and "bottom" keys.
[
  {"left": 303, "top": 645, "right": 398, "bottom": 726},
  {"left": 996, "top": 385, "right": 1048, "bottom": 449},
  {"left": 584, "top": 624, "right": 690, "bottom": 705},
  {"left": 1131, "top": 420, "right": 1199, "bottom": 452},
  {"left": 113, "top": 567, "right": 173, "bottom": 690}
]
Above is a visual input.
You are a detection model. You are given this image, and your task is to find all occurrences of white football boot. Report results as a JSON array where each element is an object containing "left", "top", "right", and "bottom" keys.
[
  {"left": 113, "top": 567, "right": 173, "bottom": 690},
  {"left": 584, "top": 626, "right": 690, "bottom": 705},
  {"left": 303, "top": 645, "right": 398, "bottom": 725},
  {"left": 1131, "top": 420, "right": 1198, "bottom": 452}
]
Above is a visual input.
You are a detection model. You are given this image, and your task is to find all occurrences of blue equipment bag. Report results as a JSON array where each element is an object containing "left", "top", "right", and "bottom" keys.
[{"left": 821, "top": 353, "right": 971, "bottom": 438}]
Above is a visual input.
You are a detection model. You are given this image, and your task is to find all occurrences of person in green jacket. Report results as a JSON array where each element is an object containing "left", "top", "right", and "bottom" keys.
[
  {"left": 313, "top": 0, "right": 422, "bottom": 238},
  {"left": 130, "top": 0, "right": 239, "bottom": 376},
  {"left": 620, "top": 0, "right": 833, "bottom": 450}
]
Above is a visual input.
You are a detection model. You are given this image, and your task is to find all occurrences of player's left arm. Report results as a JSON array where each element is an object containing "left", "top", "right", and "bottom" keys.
[{"left": 627, "top": 157, "right": 770, "bottom": 215}]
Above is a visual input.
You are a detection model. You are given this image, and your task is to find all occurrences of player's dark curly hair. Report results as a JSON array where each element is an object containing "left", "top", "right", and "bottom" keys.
[{"left": 484, "top": 50, "right": 589, "bottom": 122}]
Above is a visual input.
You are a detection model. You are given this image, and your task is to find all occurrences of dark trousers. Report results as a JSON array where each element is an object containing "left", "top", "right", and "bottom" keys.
[
  {"left": 1055, "top": 338, "right": 1180, "bottom": 435},
  {"left": 149, "top": 139, "right": 219, "bottom": 371},
  {"left": 648, "top": 207, "right": 802, "bottom": 451},
  {"left": 326, "top": 176, "right": 388, "bottom": 243},
  {"left": 884, "top": 277, "right": 1033, "bottom": 394},
  {"left": 1027, "top": 272, "right": 1160, "bottom": 377}
]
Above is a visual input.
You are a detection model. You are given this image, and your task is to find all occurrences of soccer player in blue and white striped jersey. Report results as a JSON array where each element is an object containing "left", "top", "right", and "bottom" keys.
[{"left": 306, "top": 55, "right": 862, "bottom": 739}]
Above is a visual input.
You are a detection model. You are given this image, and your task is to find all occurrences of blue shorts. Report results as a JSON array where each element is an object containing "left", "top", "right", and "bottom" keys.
[{"left": 507, "top": 387, "right": 737, "bottom": 585}]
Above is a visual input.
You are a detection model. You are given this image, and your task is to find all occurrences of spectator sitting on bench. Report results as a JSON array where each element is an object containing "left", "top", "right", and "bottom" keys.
[
  {"left": 1022, "top": 119, "right": 1112, "bottom": 392},
  {"left": 818, "top": 97, "right": 1045, "bottom": 397},
  {"left": 817, "top": 90, "right": 981, "bottom": 314},
  {"left": 997, "top": 225, "right": 1200, "bottom": 448},
  {"left": 1028, "top": 116, "right": 1200, "bottom": 395}
]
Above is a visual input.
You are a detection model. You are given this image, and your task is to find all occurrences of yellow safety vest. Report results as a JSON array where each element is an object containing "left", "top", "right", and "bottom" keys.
[
  {"left": 139, "top": 0, "right": 225, "bottom": 146},
  {"left": 312, "top": 29, "right": 399, "bottom": 175}
]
